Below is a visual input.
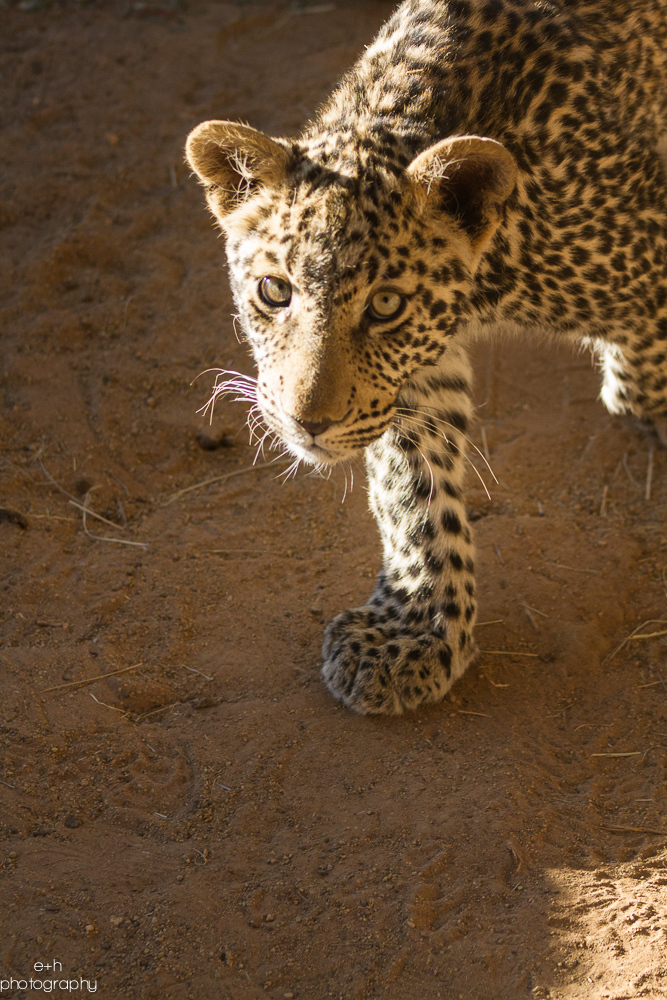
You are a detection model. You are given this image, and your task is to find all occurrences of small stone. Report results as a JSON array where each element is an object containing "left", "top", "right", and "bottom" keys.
[{"left": 195, "top": 428, "right": 234, "bottom": 451}]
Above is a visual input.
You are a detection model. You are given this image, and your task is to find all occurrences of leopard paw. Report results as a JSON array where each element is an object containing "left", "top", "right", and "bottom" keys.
[{"left": 321, "top": 606, "right": 475, "bottom": 715}]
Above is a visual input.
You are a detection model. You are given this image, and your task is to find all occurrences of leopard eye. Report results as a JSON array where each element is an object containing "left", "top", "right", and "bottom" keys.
[
  {"left": 368, "top": 289, "right": 404, "bottom": 321},
  {"left": 258, "top": 276, "right": 292, "bottom": 308}
]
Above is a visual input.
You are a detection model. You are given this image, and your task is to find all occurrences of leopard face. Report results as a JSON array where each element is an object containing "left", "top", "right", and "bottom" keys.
[{"left": 186, "top": 123, "right": 516, "bottom": 465}]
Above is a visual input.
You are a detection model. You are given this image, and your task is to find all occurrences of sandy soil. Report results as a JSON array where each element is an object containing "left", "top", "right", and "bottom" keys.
[{"left": 1, "top": 2, "right": 667, "bottom": 998}]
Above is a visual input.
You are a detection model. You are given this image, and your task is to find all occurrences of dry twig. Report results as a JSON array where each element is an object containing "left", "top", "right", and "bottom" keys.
[
  {"left": 645, "top": 448, "right": 654, "bottom": 501},
  {"left": 165, "top": 459, "right": 291, "bottom": 505},
  {"left": 183, "top": 664, "right": 213, "bottom": 681},
  {"left": 547, "top": 561, "right": 597, "bottom": 574},
  {"left": 604, "top": 619, "right": 667, "bottom": 664},
  {"left": 90, "top": 692, "right": 128, "bottom": 716},
  {"left": 135, "top": 702, "right": 182, "bottom": 722},
  {"left": 479, "top": 649, "right": 539, "bottom": 658},
  {"left": 602, "top": 825, "right": 665, "bottom": 836},
  {"left": 80, "top": 495, "right": 148, "bottom": 550},
  {"left": 39, "top": 461, "right": 147, "bottom": 548},
  {"left": 520, "top": 602, "right": 548, "bottom": 619},
  {"left": 599, "top": 484, "right": 608, "bottom": 517},
  {"left": 42, "top": 662, "right": 144, "bottom": 694}
]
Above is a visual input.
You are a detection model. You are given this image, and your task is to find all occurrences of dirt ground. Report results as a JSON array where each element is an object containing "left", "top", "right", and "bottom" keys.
[{"left": 1, "top": 1, "right": 667, "bottom": 998}]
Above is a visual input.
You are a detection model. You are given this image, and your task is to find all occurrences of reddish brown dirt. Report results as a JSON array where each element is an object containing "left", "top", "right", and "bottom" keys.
[{"left": 2, "top": 3, "right": 667, "bottom": 998}]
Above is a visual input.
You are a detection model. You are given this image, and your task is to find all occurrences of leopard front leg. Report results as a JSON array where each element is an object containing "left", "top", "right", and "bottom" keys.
[{"left": 322, "top": 346, "right": 477, "bottom": 714}]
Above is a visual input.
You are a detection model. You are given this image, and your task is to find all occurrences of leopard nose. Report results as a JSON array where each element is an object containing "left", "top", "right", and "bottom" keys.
[{"left": 294, "top": 416, "right": 334, "bottom": 437}]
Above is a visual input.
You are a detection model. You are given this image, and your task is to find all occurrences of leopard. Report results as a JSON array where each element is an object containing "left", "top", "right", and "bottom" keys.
[{"left": 185, "top": 0, "right": 667, "bottom": 715}]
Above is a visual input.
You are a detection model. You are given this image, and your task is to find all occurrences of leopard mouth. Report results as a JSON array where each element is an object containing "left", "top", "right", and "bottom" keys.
[
  {"left": 257, "top": 395, "right": 395, "bottom": 465},
  {"left": 282, "top": 421, "right": 395, "bottom": 466}
]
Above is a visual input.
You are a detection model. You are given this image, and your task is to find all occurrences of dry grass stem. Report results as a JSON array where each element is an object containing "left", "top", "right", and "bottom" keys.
[
  {"left": 475, "top": 619, "right": 505, "bottom": 627},
  {"left": 209, "top": 549, "right": 270, "bottom": 556},
  {"left": 637, "top": 679, "right": 665, "bottom": 689},
  {"left": 39, "top": 464, "right": 147, "bottom": 547},
  {"left": 136, "top": 702, "right": 182, "bottom": 722},
  {"left": 90, "top": 692, "right": 128, "bottom": 716},
  {"left": 591, "top": 752, "right": 641, "bottom": 758},
  {"left": 622, "top": 452, "right": 638, "bottom": 486},
  {"left": 165, "top": 459, "right": 291, "bottom": 505},
  {"left": 602, "top": 825, "right": 665, "bottom": 835},
  {"left": 183, "top": 664, "right": 213, "bottom": 681},
  {"left": 543, "top": 702, "right": 573, "bottom": 718},
  {"left": 29, "top": 513, "right": 77, "bottom": 522},
  {"left": 520, "top": 602, "right": 549, "bottom": 618},
  {"left": 80, "top": 497, "right": 148, "bottom": 550},
  {"left": 480, "top": 649, "right": 539, "bottom": 658},
  {"left": 494, "top": 545, "right": 505, "bottom": 566},
  {"left": 506, "top": 840, "right": 523, "bottom": 873},
  {"left": 458, "top": 710, "right": 491, "bottom": 718},
  {"left": 68, "top": 498, "right": 121, "bottom": 530},
  {"left": 548, "top": 561, "right": 597, "bottom": 574},
  {"left": 40, "top": 461, "right": 125, "bottom": 530},
  {"left": 604, "top": 619, "right": 667, "bottom": 664},
  {"left": 599, "top": 484, "right": 608, "bottom": 517},
  {"left": 523, "top": 606, "right": 540, "bottom": 633},
  {"left": 42, "top": 662, "right": 144, "bottom": 693},
  {"left": 630, "top": 629, "right": 667, "bottom": 641},
  {"left": 645, "top": 448, "right": 654, "bottom": 501},
  {"left": 484, "top": 674, "right": 511, "bottom": 688}
]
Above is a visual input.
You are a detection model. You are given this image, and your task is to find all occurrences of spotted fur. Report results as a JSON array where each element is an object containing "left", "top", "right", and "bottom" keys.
[{"left": 186, "top": 0, "right": 667, "bottom": 714}]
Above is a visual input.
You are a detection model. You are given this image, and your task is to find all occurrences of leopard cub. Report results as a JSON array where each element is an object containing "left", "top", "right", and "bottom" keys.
[{"left": 186, "top": 0, "right": 667, "bottom": 714}]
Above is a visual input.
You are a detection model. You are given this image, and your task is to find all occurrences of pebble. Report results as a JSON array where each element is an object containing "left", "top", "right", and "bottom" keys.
[{"left": 195, "top": 429, "right": 234, "bottom": 451}]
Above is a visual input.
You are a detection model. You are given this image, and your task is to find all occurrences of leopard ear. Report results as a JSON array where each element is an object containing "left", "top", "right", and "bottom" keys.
[
  {"left": 407, "top": 135, "right": 516, "bottom": 251},
  {"left": 186, "top": 120, "right": 291, "bottom": 221}
]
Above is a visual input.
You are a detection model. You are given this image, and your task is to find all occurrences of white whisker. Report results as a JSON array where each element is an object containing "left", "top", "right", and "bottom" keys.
[
  {"left": 395, "top": 408, "right": 493, "bottom": 500},
  {"left": 195, "top": 367, "right": 259, "bottom": 426},
  {"left": 396, "top": 405, "right": 498, "bottom": 483}
]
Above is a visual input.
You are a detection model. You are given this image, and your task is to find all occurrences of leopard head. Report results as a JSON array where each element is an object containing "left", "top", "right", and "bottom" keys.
[{"left": 186, "top": 120, "right": 515, "bottom": 466}]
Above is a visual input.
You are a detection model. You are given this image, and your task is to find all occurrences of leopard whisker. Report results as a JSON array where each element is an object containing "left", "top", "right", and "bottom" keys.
[
  {"left": 396, "top": 409, "right": 492, "bottom": 500},
  {"left": 396, "top": 405, "right": 498, "bottom": 484},
  {"left": 232, "top": 313, "right": 243, "bottom": 344},
  {"left": 341, "top": 463, "right": 350, "bottom": 504},
  {"left": 191, "top": 366, "right": 229, "bottom": 385},
  {"left": 277, "top": 456, "right": 302, "bottom": 482}
]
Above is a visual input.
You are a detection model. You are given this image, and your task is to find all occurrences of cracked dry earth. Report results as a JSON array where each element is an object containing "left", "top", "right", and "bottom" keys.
[{"left": 1, "top": 2, "right": 667, "bottom": 998}]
